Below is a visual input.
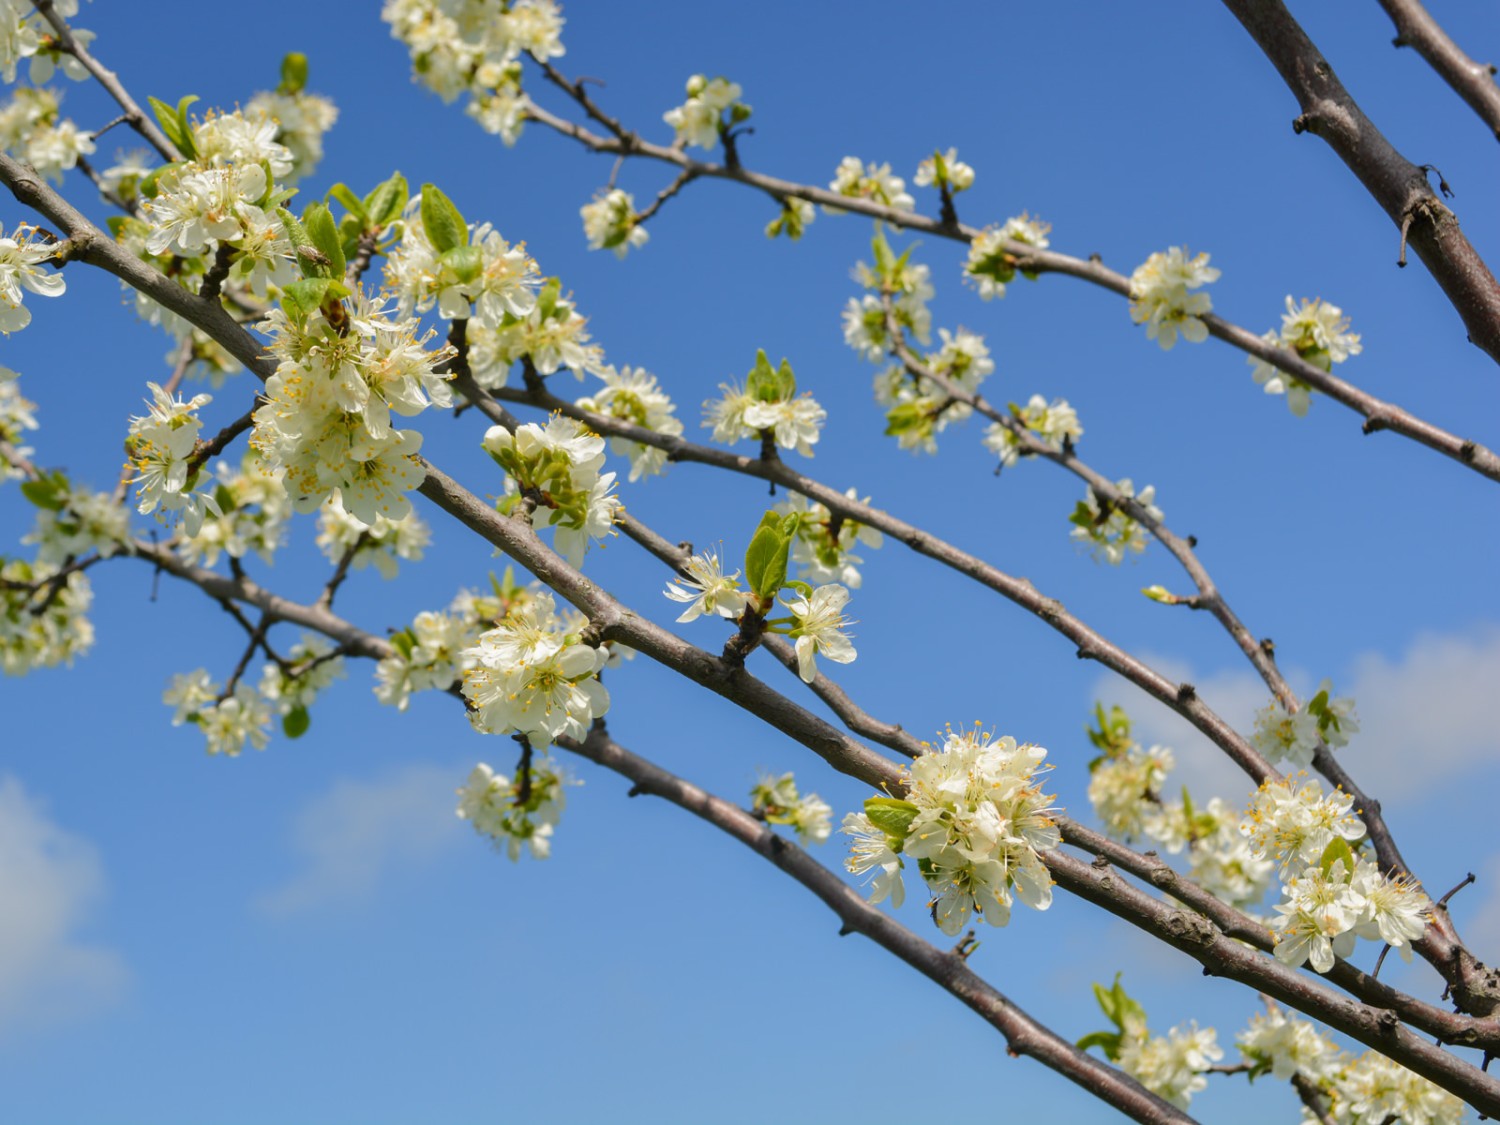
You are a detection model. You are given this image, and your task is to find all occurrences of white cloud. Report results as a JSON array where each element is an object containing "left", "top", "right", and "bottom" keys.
[
  {"left": 256, "top": 764, "right": 463, "bottom": 916},
  {"left": 1089, "top": 624, "right": 1500, "bottom": 808},
  {"left": 0, "top": 776, "right": 127, "bottom": 1040}
]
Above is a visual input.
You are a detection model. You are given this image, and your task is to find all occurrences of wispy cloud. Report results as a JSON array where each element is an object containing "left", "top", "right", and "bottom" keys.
[
  {"left": 0, "top": 776, "right": 127, "bottom": 1041},
  {"left": 1089, "top": 624, "right": 1500, "bottom": 807},
  {"left": 256, "top": 764, "right": 463, "bottom": 916}
]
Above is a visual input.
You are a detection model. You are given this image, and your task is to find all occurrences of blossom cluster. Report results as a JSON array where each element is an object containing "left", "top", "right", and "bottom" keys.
[
  {"left": 375, "top": 582, "right": 513, "bottom": 710},
  {"left": 1271, "top": 852, "right": 1429, "bottom": 973},
  {"left": 663, "top": 74, "right": 748, "bottom": 150},
  {"left": 0, "top": 557, "right": 93, "bottom": 675},
  {"left": 382, "top": 0, "right": 564, "bottom": 145},
  {"left": 826, "top": 157, "right": 914, "bottom": 212},
  {"left": 983, "top": 394, "right": 1083, "bottom": 469},
  {"left": 1080, "top": 977, "right": 1221, "bottom": 1111},
  {"left": 176, "top": 451, "right": 291, "bottom": 567},
  {"left": 963, "top": 213, "right": 1050, "bottom": 301},
  {"left": 456, "top": 758, "right": 573, "bottom": 860},
  {"left": 252, "top": 287, "right": 456, "bottom": 525},
  {"left": 164, "top": 634, "right": 347, "bottom": 756},
  {"left": 0, "top": 86, "right": 94, "bottom": 185},
  {"left": 573, "top": 365, "right": 682, "bottom": 481},
  {"left": 1068, "top": 478, "right": 1161, "bottom": 564},
  {"left": 315, "top": 493, "right": 431, "bottom": 578},
  {"left": 1249, "top": 680, "right": 1359, "bottom": 769},
  {"left": 1236, "top": 1007, "right": 1463, "bottom": 1123},
  {"left": 871, "top": 326, "right": 992, "bottom": 454},
  {"left": 773, "top": 489, "right": 883, "bottom": 589},
  {"left": 750, "top": 772, "right": 833, "bottom": 845},
  {"left": 460, "top": 589, "right": 611, "bottom": 748},
  {"left": 1249, "top": 296, "right": 1362, "bottom": 416},
  {"left": 703, "top": 350, "right": 825, "bottom": 458},
  {"left": 22, "top": 480, "right": 128, "bottom": 567},
  {"left": 842, "top": 726, "right": 1059, "bottom": 934},
  {"left": 579, "top": 188, "right": 647, "bottom": 258},
  {"left": 1127, "top": 246, "right": 1220, "bottom": 350},
  {"left": 0, "top": 365, "right": 36, "bottom": 484},
  {"left": 126, "top": 382, "right": 220, "bottom": 535},
  {"left": 913, "top": 148, "right": 974, "bottom": 194},
  {"left": 842, "top": 244, "right": 932, "bottom": 362},
  {"left": 0, "top": 219, "right": 65, "bottom": 334},
  {"left": 0, "top": 0, "right": 90, "bottom": 86},
  {"left": 482, "top": 416, "right": 621, "bottom": 567},
  {"left": 244, "top": 62, "right": 339, "bottom": 183},
  {"left": 465, "top": 279, "right": 606, "bottom": 388}
]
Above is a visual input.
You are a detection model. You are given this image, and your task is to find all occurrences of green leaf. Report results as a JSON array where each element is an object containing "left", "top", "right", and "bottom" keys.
[
  {"left": 773, "top": 357, "right": 797, "bottom": 399},
  {"left": 20, "top": 474, "right": 66, "bottom": 511},
  {"left": 419, "top": 183, "right": 467, "bottom": 253},
  {"left": 440, "top": 244, "right": 483, "bottom": 287},
  {"left": 863, "top": 796, "right": 919, "bottom": 840},
  {"left": 278, "top": 277, "right": 332, "bottom": 323},
  {"left": 743, "top": 525, "right": 780, "bottom": 599},
  {"left": 302, "top": 202, "right": 346, "bottom": 279},
  {"left": 148, "top": 95, "right": 199, "bottom": 160},
  {"left": 536, "top": 277, "right": 561, "bottom": 322},
  {"left": 871, "top": 228, "right": 895, "bottom": 279},
  {"left": 282, "top": 705, "right": 310, "bottom": 739},
  {"left": 1319, "top": 836, "right": 1357, "bottom": 882},
  {"left": 326, "top": 183, "right": 368, "bottom": 224},
  {"left": 280, "top": 52, "right": 309, "bottom": 95},
  {"left": 746, "top": 348, "right": 779, "bottom": 401},
  {"left": 364, "top": 172, "right": 409, "bottom": 229},
  {"left": 390, "top": 630, "right": 416, "bottom": 660},
  {"left": 1067, "top": 500, "right": 1096, "bottom": 531},
  {"left": 1075, "top": 1030, "right": 1123, "bottom": 1059}
]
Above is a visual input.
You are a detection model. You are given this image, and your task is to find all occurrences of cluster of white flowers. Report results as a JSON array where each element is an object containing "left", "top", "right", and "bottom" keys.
[
  {"left": 871, "top": 325, "right": 991, "bottom": 454},
  {"left": 573, "top": 365, "right": 681, "bottom": 481},
  {"left": 764, "top": 196, "right": 815, "bottom": 241},
  {"left": 579, "top": 188, "right": 647, "bottom": 258},
  {"left": 375, "top": 582, "right": 509, "bottom": 709},
  {"left": 1069, "top": 478, "right": 1161, "bottom": 564},
  {"left": 703, "top": 361, "right": 826, "bottom": 458},
  {"left": 258, "top": 634, "right": 346, "bottom": 724},
  {"left": 177, "top": 452, "right": 290, "bottom": 567},
  {"left": 0, "top": 220, "right": 65, "bottom": 334},
  {"left": 773, "top": 489, "right": 883, "bottom": 589},
  {"left": 1118, "top": 1022, "right": 1223, "bottom": 1111},
  {"left": 963, "top": 214, "right": 1051, "bottom": 301},
  {"left": 826, "top": 157, "right": 914, "bottom": 212},
  {"left": 163, "top": 669, "right": 273, "bottom": 756},
  {"left": 0, "top": 557, "right": 93, "bottom": 675},
  {"left": 0, "top": 85, "right": 95, "bottom": 185},
  {"left": 844, "top": 727, "right": 1059, "bottom": 934},
  {"left": 382, "top": 0, "right": 563, "bottom": 145},
  {"left": 1086, "top": 741, "right": 1175, "bottom": 840},
  {"left": 982, "top": 395, "right": 1083, "bottom": 468},
  {"left": 0, "top": 366, "right": 36, "bottom": 483},
  {"left": 126, "top": 382, "right": 221, "bottom": 535},
  {"left": 1319, "top": 1048, "right": 1466, "bottom": 1124},
  {"left": 252, "top": 288, "right": 456, "bottom": 525},
  {"left": 1249, "top": 296, "right": 1363, "bottom": 416},
  {"left": 466, "top": 280, "right": 606, "bottom": 387},
  {"left": 460, "top": 589, "right": 610, "bottom": 748},
  {"left": 1240, "top": 774, "right": 1365, "bottom": 875},
  {"left": 1249, "top": 680, "right": 1359, "bottom": 769},
  {"left": 482, "top": 416, "right": 621, "bottom": 567},
  {"left": 1128, "top": 247, "right": 1220, "bottom": 350},
  {"left": 1236, "top": 1006, "right": 1342, "bottom": 1084},
  {"left": 384, "top": 195, "right": 540, "bottom": 327},
  {"left": 842, "top": 255, "right": 933, "bottom": 362},
  {"left": 0, "top": 0, "right": 90, "bottom": 86},
  {"left": 914, "top": 147, "right": 975, "bottom": 193},
  {"left": 315, "top": 493, "right": 431, "bottom": 578},
  {"left": 244, "top": 84, "right": 339, "bottom": 183},
  {"left": 663, "top": 74, "right": 747, "bottom": 150},
  {"left": 1272, "top": 854, "right": 1429, "bottom": 973},
  {"left": 456, "top": 758, "right": 573, "bottom": 860},
  {"left": 750, "top": 772, "right": 833, "bottom": 845},
  {"left": 22, "top": 482, "right": 129, "bottom": 567}
]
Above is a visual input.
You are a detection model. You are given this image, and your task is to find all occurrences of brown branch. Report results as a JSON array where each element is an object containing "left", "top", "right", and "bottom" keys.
[
  {"left": 1221, "top": 0, "right": 1500, "bottom": 367},
  {"left": 559, "top": 726, "right": 1198, "bottom": 1125},
  {"left": 1291, "top": 1074, "right": 1337, "bottom": 1125},
  {"left": 1377, "top": 0, "right": 1500, "bottom": 142},
  {"left": 29, "top": 0, "right": 181, "bottom": 162},
  {"left": 631, "top": 167, "right": 699, "bottom": 226},
  {"left": 518, "top": 92, "right": 1500, "bottom": 485}
]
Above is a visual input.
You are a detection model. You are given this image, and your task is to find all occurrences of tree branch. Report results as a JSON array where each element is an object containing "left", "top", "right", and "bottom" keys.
[{"left": 1376, "top": 0, "right": 1500, "bottom": 143}]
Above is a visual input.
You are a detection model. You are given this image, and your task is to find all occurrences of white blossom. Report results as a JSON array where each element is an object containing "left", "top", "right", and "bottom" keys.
[
  {"left": 663, "top": 547, "right": 748, "bottom": 623},
  {"left": 1128, "top": 247, "right": 1220, "bottom": 350}
]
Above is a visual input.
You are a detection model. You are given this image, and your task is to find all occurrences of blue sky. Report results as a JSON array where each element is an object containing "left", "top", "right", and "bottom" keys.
[{"left": 2, "top": 2, "right": 1498, "bottom": 1122}]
